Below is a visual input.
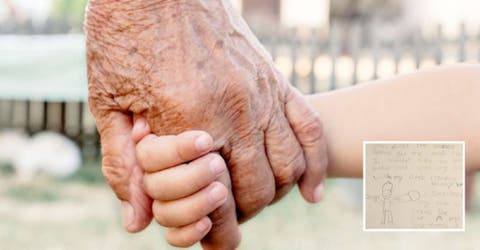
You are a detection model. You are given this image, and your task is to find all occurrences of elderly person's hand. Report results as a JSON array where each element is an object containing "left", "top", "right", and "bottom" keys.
[{"left": 85, "top": 0, "right": 327, "bottom": 241}]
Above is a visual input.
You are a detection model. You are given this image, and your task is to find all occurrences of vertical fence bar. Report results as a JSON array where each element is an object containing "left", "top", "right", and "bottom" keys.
[
  {"left": 0, "top": 101, "right": 7, "bottom": 128},
  {"left": 393, "top": 38, "right": 401, "bottom": 74},
  {"left": 78, "top": 101, "right": 84, "bottom": 138},
  {"left": 10, "top": 101, "right": 16, "bottom": 128},
  {"left": 270, "top": 25, "right": 279, "bottom": 60},
  {"left": 8, "top": 100, "right": 14, "bottom": 128},
  {"left": 290, "top": 27, "right": 298, "bottom": 87},
  {"left": 11, "top": 100, "right": 27, "bottom": 129},
  {"left": 478, "top": 25, "right": 480, "bottom": 62},
  {"left": 414, "top": 28, "right": 423, "bottom": 69},
  {"left": 60, "top": 102, "right": 66, "bottom": 134},
  {"left": 0, "top": 100, "right": 5, "bottom": 128},
  {"left": 459, "top": 23, "right": 466, "bottom": 62},
  {"left": 42, "top": 101, "right": 48, "bottom": 131},
  {"left": 351, "top": 22, "right": 360, "bottom": 85},
  {"left": 77, "top": 101, "right": 85, "bottom": 158},
  {"left": 478, "top": 26, "right": 480, "bottom": 62},
  {"left": 372, "top": 23, "right": 379, "bottom": 80},
  {"left": 329, "top": 23, "right": 338, "bottom": 90},
  {"left": 435, "top": 25, "right": 443, "bottom": 65},
  {"left": 25, "top": 100, "right": 31, "bottom": 133},
  {"left": 309, "top": 28, "right": 318, "bottom": 94}
]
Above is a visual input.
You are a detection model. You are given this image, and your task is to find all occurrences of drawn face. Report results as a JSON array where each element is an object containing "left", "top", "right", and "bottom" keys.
[{"left": 382, "top": 190, "right": 392, "bottom": 198}]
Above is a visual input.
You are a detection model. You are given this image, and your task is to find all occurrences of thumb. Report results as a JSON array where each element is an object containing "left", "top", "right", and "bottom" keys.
[
  {"left": 285, "top": 87, "right": 328, "bottom": 203},
  {"left": 201, "top": 167, "right": 241, "bottom": 250},
  {"left": 97, "top": 110, "right": 153, "bottom": 232},
  {"left": 132, "top": 114, "right": 151, "bottom": 143}
]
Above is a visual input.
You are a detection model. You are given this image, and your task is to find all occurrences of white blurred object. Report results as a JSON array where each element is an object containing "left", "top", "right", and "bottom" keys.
[
  {"left": 0, "top": 130, "right": 29, "bottom": 164},
  {"left": 281, "top": 0, "right": 330, "bottom": 28},
  {"left": 0, "top": 130, "right": 81, "bottom": 179},
  {"left": 0, "top": 0, "right": 54, "bottom": 26}
]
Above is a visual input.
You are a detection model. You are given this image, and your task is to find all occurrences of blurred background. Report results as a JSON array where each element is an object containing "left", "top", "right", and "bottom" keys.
[{"left": 0, "top": 0, "right": 479, "bottom": 249}]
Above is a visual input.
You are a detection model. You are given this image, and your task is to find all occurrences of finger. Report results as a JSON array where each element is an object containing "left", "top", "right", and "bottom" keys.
[
  {"left": 143, "top": 153, "right": 226, "bottom": 201},
  {"left": 285, "top": 87, "right": 328, "bottom": 203},
  {"left": 97, "top": 111, "right": 153, "bottom": 232},
  {"left": 165, "top": 217, "right": 212, "bottom": 248},
  {"left": 131, "top": 114, "right": 151, "bottom": 143},
  {"left": 152, "top": 182, "right": 228, "bottom": 227},
  {"left": 265, "top": 111, "right": 306, "bottom": 203},
  {"left": 223, "top": 130, "right": 275, "bottom": 222},
  {"left": 201, "top": 170, "right": 241, "bottom": 250},
  {"left": 136, "top": 131, "right": 213, "bottom": 172}
]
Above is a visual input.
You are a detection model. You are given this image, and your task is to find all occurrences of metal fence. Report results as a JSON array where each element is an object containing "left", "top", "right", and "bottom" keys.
[
  {"left": 0, "top": 100, "right": 99, "bottom": 160},
  {"left": 259, "top": 22, "right": 480, "bottom": 94},
  {"left": 0, "top": 22, "right": 479, "bottom": 161}
]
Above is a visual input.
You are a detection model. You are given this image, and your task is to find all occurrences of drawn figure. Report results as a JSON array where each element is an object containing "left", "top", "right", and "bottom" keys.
[
  {"left": 436, "top": 215, "right": 443, "bottom": 223},
  {"left": 379, "top": 181, "right": 394, "bottom": 225},
  {"left": 368, "top": 181, "right": 421, "bottom": 225}
]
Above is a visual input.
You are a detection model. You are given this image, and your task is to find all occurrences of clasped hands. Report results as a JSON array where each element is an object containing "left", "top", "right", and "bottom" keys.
[{"left": 85, "top": 0, "right": 328, "bottom": 248}]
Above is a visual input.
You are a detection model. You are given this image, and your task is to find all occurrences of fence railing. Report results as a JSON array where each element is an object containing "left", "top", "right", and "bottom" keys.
[
  {"left": 0, "top": 22, "right": 479, "bottom": 161},
  {"left": 0, "top": 100, "right": 99, "bottom": 160},
  {"left": 259, "top": 22, "right": 480, "bottom": 94}
]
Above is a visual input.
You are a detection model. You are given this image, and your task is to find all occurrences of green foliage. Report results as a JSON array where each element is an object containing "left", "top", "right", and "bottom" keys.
[
  {"left": 2, "top": 161, "right": 103, "bottom": 202},
  {"left": 63, "top": 162, "right": 105, "bottom": 184},
  {"left": 0, "top": 163, "right": 14, "bottom": 175},
  {"left": 49, "top": 0, "right": 88, "bottom": 31},
  {"left": 5, "top": 183, "right": 61, "bottom": 202}
]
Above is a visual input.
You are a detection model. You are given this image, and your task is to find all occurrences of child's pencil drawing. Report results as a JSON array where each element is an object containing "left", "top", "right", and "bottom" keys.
[
  {"left": 367, "top": 181, "right": 421, "bottom": 225},
  {"left": 364, "top": 143, "right": 464, "bottom": 230}
]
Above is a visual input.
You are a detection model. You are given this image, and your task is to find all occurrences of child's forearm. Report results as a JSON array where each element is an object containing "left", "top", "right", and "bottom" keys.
[{"left": 307, "top": 64, "right": 480, "bottom": 178}]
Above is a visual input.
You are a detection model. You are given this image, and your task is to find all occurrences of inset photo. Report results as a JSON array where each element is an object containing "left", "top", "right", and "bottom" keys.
[{"left": 363, "top": 141, "right": 465, "bottom": 231}]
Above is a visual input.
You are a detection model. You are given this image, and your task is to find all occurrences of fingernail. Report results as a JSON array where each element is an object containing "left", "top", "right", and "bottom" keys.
[
  {"left": 133, "top": 118, "right": 146, "bottom": 132},
  {"left": 121, "top": 201, "right": 135, "bottom": 231},
  {"left": 209, "top": 156, "right": 225, "bottom": 176},
  {"left": 313, "top": 184, "right": 324, "bottom": 203},
  {"left": 195, "top": 217, "right": 211, "bottom": 232},
  {"left": 209, "top": 184, "right": 227, "bottom": 205},
  {"left": 195, "top": 134, "right": 212, "bottom": 152}
]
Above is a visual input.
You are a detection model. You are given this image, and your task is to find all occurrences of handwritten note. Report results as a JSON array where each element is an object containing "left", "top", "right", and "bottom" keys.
[{"left": 364, "top": 142, "right": 464, "bottom": 230}]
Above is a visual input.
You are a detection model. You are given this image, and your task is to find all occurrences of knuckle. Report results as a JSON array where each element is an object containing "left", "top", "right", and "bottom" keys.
[
  {"left": 135, "top": 134, "right": 157, "bottom": 170},
  {"left": 152, "top": 201, "right": 173, "bottom": 227},
  {"left": 297, "top": 113, "right": 323, "bottom": 145},
  {"left": 174, "top": 143, "right": 191, "bottom": 163},
  {"left": 142, "top": 174, "right": 162, "bottom": 200},
  {"left": 220, "top": 81, "right": 251, "bottom": 121},
  {"left": 141, "top": 175, "right": 152, "bottom": 197},
  {"left": 277, "top": 149, "right": 306, "bottom": 186},
  {"left": 237, "top": 184, "right": 274, "bottom": 221},
  {"left": 189, "top": 201, "right": 209, "bottom": 221}
]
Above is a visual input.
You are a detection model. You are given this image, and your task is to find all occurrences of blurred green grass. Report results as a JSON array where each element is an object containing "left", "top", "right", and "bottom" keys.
[
  {"left": 5, "top": 183, "right": 61, "bottom": 202},
  {"left": 0, "top": 163, "right": 14, "bottom": 175},
  {"left": 62, "top": 161, "right": 105, "bottom": 184},
  {"left": 1, "top": 161, "right": 103, "bottom": 202}
]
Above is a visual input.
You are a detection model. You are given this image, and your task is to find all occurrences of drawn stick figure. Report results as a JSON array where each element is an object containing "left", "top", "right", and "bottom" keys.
[
  {"left": 380, "top": 181, "right": 394, "bottom": 225},
  {"left": 368, "top": 181, "right": 421, "bottom": 226}
]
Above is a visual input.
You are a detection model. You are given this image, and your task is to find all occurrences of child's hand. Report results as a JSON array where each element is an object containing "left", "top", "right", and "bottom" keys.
[{"left": 132, "top": 117, "right": 240, "bottom": 249}]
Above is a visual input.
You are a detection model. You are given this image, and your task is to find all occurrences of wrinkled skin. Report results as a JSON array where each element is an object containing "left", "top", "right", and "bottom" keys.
[{"left": 85, "top": 0, "right": 328, "bottom": 249}]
